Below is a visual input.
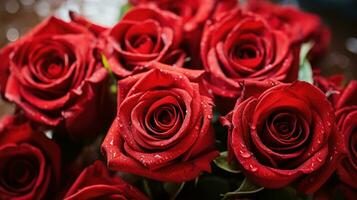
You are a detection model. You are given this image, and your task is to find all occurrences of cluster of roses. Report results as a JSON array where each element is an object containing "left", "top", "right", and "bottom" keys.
[{"left": 0, "top": 0, "right": 356, "bottom": 199}]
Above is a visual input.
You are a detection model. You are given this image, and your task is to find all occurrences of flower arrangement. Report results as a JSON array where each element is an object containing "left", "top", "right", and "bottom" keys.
[{"left": 0, "top": 0, "right": 355, "bottom": 199}]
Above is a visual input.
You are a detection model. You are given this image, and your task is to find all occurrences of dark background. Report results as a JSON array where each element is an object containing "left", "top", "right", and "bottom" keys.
[{"left": 0, "top": 0, "right": 356, "bottom": 117}]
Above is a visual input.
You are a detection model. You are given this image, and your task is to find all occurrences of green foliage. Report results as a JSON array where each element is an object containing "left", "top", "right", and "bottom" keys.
[
  {"left": 221, "top": 177, "right": 264, "bottom": 200},
  {"left": 298, "top": 42, "right": 314, "bottom": 84},
  {"left": 119, "top": 3, "right": 133, "bottom": 20},
  {"left": 213, "top": 151, "right": 241, "bottom": 174}
]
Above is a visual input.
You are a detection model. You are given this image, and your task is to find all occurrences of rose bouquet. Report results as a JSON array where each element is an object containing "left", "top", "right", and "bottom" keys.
[{"left": 0, "top": 0, "right": 356, "bottom": 199}]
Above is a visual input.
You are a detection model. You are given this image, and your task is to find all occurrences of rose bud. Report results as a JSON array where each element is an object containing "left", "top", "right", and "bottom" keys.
[
  {"left": 336, "top": 81, "right": 357, "bottom": 200},
  {"left": 244, "top": 0, "right": 330, "bottom": 63},
  {"left": 201, "top": 8, "right": 299, "bottom": 112},
  {"left": 64, "top": 161, "right": 148, "bottom": 200},
  {"left": 103, "top": 6, "right": 186, "bottom": 77},
  {"left": 0, "top": 17, "right": 111, "bottom": 139},
  {"left": 0, "top": 115, "right": 61, "bottom": 199},
  {"left": 221, "top": 80, "right": 344, "bottom": 194},
  {"left": 102, "top": 63, "right": 219, "bottom": 182}
]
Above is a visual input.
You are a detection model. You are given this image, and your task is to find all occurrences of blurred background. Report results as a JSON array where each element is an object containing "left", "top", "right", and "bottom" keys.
[{"left": 0, "top": 0, "right": 356, "bottom": 117}]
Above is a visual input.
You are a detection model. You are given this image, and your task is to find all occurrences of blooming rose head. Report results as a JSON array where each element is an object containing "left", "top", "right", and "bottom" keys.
[
  {"left": 103, "top": 6, "right": 186, "bottom": 77},
  {"left": 129, "top": 0, "right": 238, "bottom": 67},
  {"left": 245, "top": 0, "right": 331, "bottom": 63},
  {"left": 102, "top": 63, "right": 219, "bottom": 182},
  {"left": 336, "top": 81, "right": 357, "bottom": 199},
  {"left": 129, "top": 0, "right": 237, "bottom": 32},
  {"left": 221, "top": 80, "right": 344, "bottom": 193},
  {"left": 0, "top": 17, "right": 110, "bottom": 138},
  {"left": 64, "top": 161, "right": 148, "bottom": 200},
  {"left": 201, "top": 8, "right": 299, "bottom": 111},
  {"left": 0, "top": 115, "right": 61, "bottom": 199}
]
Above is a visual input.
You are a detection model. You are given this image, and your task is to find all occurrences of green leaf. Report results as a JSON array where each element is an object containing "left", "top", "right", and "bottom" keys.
[
  {"left": 142, "top": 179, "right": 153, "bottom": 199},
  {"left": 119, "top": 3, "right": 133, "bottom": 19},
  {"left": 101, "top": 54, "right": 117, "bottom": 94},
  {"left": 298, "top": 42, "right": 314, "bottom": 84},
  {"left": 101, "top": 54, "right": 113, "bottom": 75},
  {"left": 212, "top": 107, "right": 220, "bottom": 124},
  {"left": 299, "top": 42, "right": 313, "bottom": 65},
  {"left": 222, "top": 178, "right": 264, "bottom": 200},
  {"left": 163, "top": 182, "right": 185, "bottom": 200},
  {"left": 213, "top": 151, "right": 241, "bottom": 174}
]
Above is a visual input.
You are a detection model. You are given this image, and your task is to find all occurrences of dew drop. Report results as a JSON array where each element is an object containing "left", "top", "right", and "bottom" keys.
[
  {"left": 249, "top": 164, "right": 258, "bottom": 172},
  {"left": 110, "top": 140, "right": 114, "bottom": 145},
  {"left": 317, "top": 157, "right": 322, "bottom": 162},
  {"left": 241, "top": 152, "right": 252, "bottom": 158},
  {"left": 207, "top": 115, "right": 212, "bottom": 119},
  {"left": 154, "top": 154, "right": 162, "bottom": 159}
]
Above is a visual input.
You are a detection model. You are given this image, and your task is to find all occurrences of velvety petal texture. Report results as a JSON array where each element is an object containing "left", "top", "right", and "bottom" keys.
[
  {"left": 201, "top": 8, "right": 299, "bottom": 112},
  {"left": 64, "top": 161, "right": 148, "bottom": 200},
  {"left": 102, "top": 63, "right": 218, "bottom": 182},
  {"left": 0, "top": 17, "right": 111, "bottom": 139},
  {"left": 103, "top": 5, "right": 186, "bottom": 77},
  {"left": 336, "top": 81, "right": 357, "bottom": 195},
  {"left": 0, "top": 115, "right": 61, "bottom": 199},
  {"left": 221, "top": 80, "right": 344, "bottom": 194}
]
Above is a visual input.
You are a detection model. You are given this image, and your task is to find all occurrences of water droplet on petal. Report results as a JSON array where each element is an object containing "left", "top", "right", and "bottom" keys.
[
  {"left": 249, "top": 164, "right": 258, "bottom": 172},
  {"left": 241, "top": 152, "right": 252, "bottom": 158},
  {"left": 317, "top": 157, "right": 322, "bottom": 162},
  {"left": 154, "top": 154, "right": 162, "bottom": 159},
  {"left": 329, "top": 155, "right": 333, "bottom": 161}
]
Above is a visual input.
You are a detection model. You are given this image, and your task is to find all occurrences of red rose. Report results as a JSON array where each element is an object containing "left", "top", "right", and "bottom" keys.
[
  {"left": 221, "top": 80, "right": 344, "bottom": 193},
  {"left": 0, "top": 115, "right": 61, "bottom": 199},
  {"left": 64, "top": 161, "right": 148, "bottom": 200},
  {"left": 0, "top": 17, "right": 110, "bottom": 138},
  {"left": 102, "top": 63, "right": 218, "bottom": 182},
  {"left": 201, "top": 8, "right": 299, "bottom": 111},
  {"left": 245, "top": 0, "right": 331, "bottom": 63},
  {"left": 129, "top": 0, "right": 236, "bottom": 32},
  {"left": 103, "top": 6, "right": 186, "bottom": 77},
  {"left": 336, "top": 81, "right": 357, "bottom": 199},
  {"left": 129, "top": 0, "right": 237, "bottom": 67}
]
